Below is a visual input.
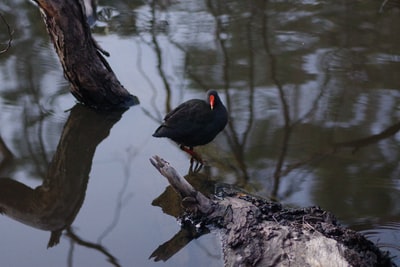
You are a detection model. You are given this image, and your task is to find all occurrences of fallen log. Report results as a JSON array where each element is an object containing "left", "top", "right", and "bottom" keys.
[{"left": 150, "top": 156, "right": 395, "bottom": 267}]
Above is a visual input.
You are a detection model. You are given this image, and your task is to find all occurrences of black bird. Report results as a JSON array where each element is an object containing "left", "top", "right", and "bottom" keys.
[{"left": 153, "top": 90, "right": 228, "bottom": 162}]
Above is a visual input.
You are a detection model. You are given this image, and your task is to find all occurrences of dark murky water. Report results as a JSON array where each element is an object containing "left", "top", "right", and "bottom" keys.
[{"left": 1, "top": 0, "right": 400, "bottom": 266}]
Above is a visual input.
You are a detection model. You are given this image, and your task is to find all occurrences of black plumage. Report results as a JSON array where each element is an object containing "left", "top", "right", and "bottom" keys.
[{"left": 153, "top": 90, "right": 228, "bottom": 150}]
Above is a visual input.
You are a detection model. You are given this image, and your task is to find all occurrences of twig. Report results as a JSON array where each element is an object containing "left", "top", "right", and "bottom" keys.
[{"left": 0, "top": 12, "right": 13, "bottom": 54}]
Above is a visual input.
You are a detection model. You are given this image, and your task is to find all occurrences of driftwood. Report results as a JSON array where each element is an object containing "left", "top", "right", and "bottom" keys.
[
  {"left": 32, "top": 0, "right": 138, "bottom": 110},
  {"left": 150, "top": 156, "right": 395, "bottom": 267}
]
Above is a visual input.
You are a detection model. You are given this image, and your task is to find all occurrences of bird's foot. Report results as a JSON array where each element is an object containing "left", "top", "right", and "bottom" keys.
[
  {"left": 180, "top": 145, "right": 204, "bottom": 172},
  {"left": 190, "top": 157, "right": 204, "bottom": 172}
]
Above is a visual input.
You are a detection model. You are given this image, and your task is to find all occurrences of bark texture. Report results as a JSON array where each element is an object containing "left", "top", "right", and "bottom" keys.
[
  {"left": 33, "top": 0, "right": 138, "bottom": 110},
  {"left": 150, "top": 156, "right": 395, "bottom": 267}
]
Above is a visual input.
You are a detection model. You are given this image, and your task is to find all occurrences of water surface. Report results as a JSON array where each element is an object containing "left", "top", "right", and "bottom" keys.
[{"left": 1, "top": 0, "right": 400, "bottom": 266}]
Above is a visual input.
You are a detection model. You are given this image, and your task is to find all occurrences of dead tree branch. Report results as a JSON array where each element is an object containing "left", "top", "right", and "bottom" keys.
[{"left": 150, "top": 155, "right": 395, "bottom": 267}]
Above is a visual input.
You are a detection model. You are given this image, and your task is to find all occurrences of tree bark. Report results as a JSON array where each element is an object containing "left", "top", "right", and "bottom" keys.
[
  {"left": 150, "top": 156, "right": 394, "bottom": 267},
  {"left": 33, "top": 0, "right": 138, "bottom": 110}
]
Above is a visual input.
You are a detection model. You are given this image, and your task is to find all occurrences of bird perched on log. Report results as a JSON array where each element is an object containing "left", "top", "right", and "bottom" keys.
[{"left": 152, "top": 90, "right": 228, "bottom": 164}]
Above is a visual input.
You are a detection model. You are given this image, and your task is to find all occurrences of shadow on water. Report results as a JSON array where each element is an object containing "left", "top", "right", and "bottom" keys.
[{"left": 0, "top": 104, "right": 125, "bottom": 256}]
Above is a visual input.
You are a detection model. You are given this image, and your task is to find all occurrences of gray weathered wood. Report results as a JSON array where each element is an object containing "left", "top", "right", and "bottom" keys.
[{"left": 150, "top": 156, "right": 394, "bottom": 267}]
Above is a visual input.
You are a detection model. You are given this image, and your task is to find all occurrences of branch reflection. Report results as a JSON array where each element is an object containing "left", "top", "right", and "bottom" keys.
[
  {"left": 0, "top": 11, "right": 13, "bottom": 54},
  {"left": 150, "top": 169, "right": 216, "bottom": 262},
  {"left": 334, "top": 121, "right": 400, "bottom": 152},
  {"left": 0, "top": 104, "right": 125, "bottom": 248},
  {"left": 66, "top": 226, "right": 121, "bottom": 267},
  {"left": 0, "top": 135, "right": 13, "bottom": 173},
  {"left": 143, "top": 0, "right": 400, "bottom": 207}
]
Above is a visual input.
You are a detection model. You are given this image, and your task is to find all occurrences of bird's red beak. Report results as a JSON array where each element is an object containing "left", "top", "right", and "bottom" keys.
[{"left": 209, "top": 95, "right": 215, "bottom": 110}]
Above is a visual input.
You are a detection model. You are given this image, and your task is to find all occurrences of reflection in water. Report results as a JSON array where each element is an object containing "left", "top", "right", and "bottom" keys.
[
  {"left": 207, "top": 0, "right": 253, "bottom": 185},
  {"left": 66, "top": 227, "right": 121, "bottom": 267},
  {"left": 150, "top": 223, "right": 210, "bottom": 262},
  {"left": 0, "top": 136, "right": 13, "bottom": 173},
  {"left": 151, "top": 169, "right": 216, "bottom": 262},
  {"left": 334, "top": 121, "right": 400, "bottom": 152},
  {"left": 379, "top": 0, "right": 400, "bottom": 12},
  {"left": 150, "top": 0, "right": 172, "bottom": 114},
  {"left": 0, "top": 12, "right": 12, "bottom": 54},
  {"left": 361, "top": 222, "right": 400, "bottom": 263},
  {"left": 141, "top": 1, "right": 400, "bottom": 263},
  {"left": 2, "top": 0, "right": 400, "bottom": 265},
  {"left": 0, "top": 104, "right": 126, "bottom": 248},
  {"left": 261, "top": 0, "right": 292, "bottom": 199}
]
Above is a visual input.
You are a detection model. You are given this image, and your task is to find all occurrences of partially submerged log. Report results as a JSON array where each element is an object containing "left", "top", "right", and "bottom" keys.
[
  {"left": 150, "top": 156, "right": 395, "bottom": 267},
  {"left": 32, "top": 0, "right": 138, "bottom": 110}
]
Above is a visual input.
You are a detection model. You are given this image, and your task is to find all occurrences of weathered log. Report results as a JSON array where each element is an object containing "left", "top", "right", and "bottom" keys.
[
  {"left": 150, "top": 156, "right": 395, "bottom": 267},
  {"left": 32, "top": 0, "right": 138, "bottom": 110}
]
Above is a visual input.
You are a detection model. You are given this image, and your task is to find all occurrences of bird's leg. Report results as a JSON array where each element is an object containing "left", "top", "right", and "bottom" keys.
[
  {"left": 180, "top": 145, "right": 193, "bottom": 156},
  {"left": 180, "top": 145, "right": 203, "bottom": 164}
]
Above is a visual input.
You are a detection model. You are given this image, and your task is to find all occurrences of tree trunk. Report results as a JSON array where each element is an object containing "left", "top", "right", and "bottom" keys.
[
  {"left": 150, "top": 156, "right": 394, "bottom": 267},
  {"left": 33, "top": 0, "right": 138, "bottom": 110}
]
